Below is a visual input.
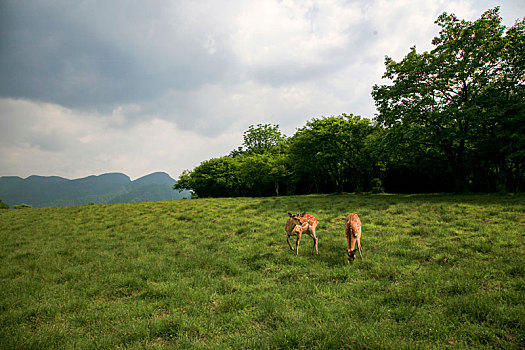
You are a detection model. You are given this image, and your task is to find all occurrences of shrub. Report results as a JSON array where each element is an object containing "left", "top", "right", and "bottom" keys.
[
  {"left": 0, "top": 199, "right": 9, "bottom": 209},
  {"left": 13, "top": 203, "right": 32, "bottom": 209},
  {"left": 371, "top": 178, "right": 384, "bottom": 194}
]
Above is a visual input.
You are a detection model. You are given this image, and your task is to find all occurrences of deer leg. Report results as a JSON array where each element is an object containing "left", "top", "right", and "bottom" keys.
[
  {"left": 287, "top": 234, "right": 295, "bottom": 251},
  {"left": 295, "top": 232, "right": 302, "bottom": 256},
  {"left": 311, "top": 234, "right": 318, "bottom": 255},
  {"left": 306, "top": 231, "right": 318, "bottom": 255},
  {"left": 310, "top": 227, "right": 318, "bottom": 255},
  {"left": 345, "top": 227, "right": 351, "bottom": 263},
  {"left": 357, "top": 240, "right": 363, "bottom": 259}
]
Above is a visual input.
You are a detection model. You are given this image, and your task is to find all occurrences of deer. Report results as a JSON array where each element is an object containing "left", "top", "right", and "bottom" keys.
[
  {"left": 285, "top": 212, "right": 319, "bottom": 255},
  {"left": 344, "top": 213, "right": 363, "bottom": 263}
]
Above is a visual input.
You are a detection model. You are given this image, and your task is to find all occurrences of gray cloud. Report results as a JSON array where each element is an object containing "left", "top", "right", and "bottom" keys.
[
  {"left": 0, "top": 1, "right": 236, "bottom": 112},
  {"left": 0, "top": 0, "right": 523, "bottom": 179},
  {"left": 2, "top": 1, "right": 521, "bottom": 115}
]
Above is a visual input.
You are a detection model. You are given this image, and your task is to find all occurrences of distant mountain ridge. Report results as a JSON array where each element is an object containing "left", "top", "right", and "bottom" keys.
[{"left": 0, "top": 172, "right": 191, "bottom": 208}]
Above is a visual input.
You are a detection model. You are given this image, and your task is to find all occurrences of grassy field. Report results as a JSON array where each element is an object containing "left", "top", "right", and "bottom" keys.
[{"left": 0, "top": 193, "right": 524, "bottom": 349}]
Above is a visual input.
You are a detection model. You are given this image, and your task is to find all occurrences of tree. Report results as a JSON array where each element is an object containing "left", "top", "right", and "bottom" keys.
[
  {"left": 242, "top": 124, "right": 286, "bottom": 154},
  {"left": 471, "top": 17, "right": 525, "bottom": 191},
  {"left": 174, "top": 124, "right": 290, "bottom": 197},
  {"left": 372, "top": 8, "right": 524, "bottom": 192},
  {"left": 174, "top": 157, "right": 240, "bottom": 198},
  {"left": 238, "top": 123, "right": 289, "bottom": 195},
  {"left": 236, "top": 153, "right": 288, "bottom": 196},
  {"left": 288, "top": 114, "right": 377, "bottom": 193}
]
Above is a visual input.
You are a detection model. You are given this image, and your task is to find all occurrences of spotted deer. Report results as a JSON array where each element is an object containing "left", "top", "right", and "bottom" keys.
[
  {"left": 285, "top": 212, "right": 319, "bottom": 255},
  {"left": 344, "top": 213, "right": 363, "bottom": 263}
]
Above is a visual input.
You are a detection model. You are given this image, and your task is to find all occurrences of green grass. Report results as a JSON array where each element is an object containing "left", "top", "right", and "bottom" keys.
[{"left": 1, "top": 194, "right": 524, "bottom": 349}]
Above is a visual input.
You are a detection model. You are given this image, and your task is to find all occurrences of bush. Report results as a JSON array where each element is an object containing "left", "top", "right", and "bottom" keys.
[
  {"left": 371, "top": 178, "right": 384, "bottom": 194},
  {"left": 0, "top": 199, "right": 9, "bottom": 209},
  {"left": 13, "top": 203, "right": 32, "bottom": 209}
]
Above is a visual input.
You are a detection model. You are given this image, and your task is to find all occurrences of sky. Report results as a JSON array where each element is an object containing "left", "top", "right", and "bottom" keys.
[{"left": 1, "top": 0, "right": 523, "bottom": 181}]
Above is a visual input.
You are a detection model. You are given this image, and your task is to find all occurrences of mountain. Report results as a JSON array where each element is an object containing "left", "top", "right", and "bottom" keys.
[
  {"left": 131, "top": 172, "right": 176, "bottom": 186},
  {"left": 0, "top": 172, "right": 191, "bottom": 208}
]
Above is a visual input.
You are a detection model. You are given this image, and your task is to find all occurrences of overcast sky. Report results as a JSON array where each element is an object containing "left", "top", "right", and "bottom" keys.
[{"left": 1, "top": 0, "right": 523, "bottom": 180}]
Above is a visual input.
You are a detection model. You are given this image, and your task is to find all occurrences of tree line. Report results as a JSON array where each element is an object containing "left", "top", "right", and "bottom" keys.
[{"left": 174, "top": 8, "right": 524, "bottom": 197}]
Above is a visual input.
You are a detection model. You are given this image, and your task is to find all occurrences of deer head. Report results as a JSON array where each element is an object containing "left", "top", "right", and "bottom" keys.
[
  {"left": 288, "top": 212, "right": 303, "bottom": 225},
  {"left": 344, "top": 248, "right": 358, "bottom": 263}
]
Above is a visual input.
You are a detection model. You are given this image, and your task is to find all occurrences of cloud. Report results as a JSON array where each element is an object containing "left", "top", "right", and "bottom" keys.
[
  {"left": 0, "top": 1, "right": 237, "bottom": 111},
  {"left": 0, "top": 98, "right": 242, "bottom": 179},
  {"left": 0, "top": 0, "right": 522, "bottom": 179},
  {"left": 1, "top": 1, "right": 520, "bottom": 114}
]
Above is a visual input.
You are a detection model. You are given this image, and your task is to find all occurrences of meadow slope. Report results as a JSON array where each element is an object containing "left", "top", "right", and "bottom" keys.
[{"left": 0, "top": 194, "right": 524, "bottom": 349}]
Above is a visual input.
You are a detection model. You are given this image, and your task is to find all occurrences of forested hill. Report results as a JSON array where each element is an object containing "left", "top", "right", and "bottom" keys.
[{"left": 0, "top": 172, "right": 191, "bottom": 208}]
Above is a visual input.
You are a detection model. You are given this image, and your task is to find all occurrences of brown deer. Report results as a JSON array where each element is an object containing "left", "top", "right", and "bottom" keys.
[
  {"left": 344, "top": 213, "right": 362, "bottom": 263},
  {"left": 285, "top": 212, "right": 319, "bottom": 255}
]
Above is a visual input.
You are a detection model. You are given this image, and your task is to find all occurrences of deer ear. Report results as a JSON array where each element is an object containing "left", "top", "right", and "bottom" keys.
[{"left": 288, "top": 212, "right": 293, "bottom": 217}]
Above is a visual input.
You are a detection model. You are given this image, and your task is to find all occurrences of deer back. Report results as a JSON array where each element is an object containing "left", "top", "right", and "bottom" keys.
[
  {"left": 345, "top": 213, "right": 361, "bottom": 238},
  {"left": 300, "top": 214, "right": 319, "bottom": 229}
]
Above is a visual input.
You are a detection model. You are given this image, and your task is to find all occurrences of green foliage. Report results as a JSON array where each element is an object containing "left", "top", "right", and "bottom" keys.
[
  {"left": 288, "top": 114, "right": 379, "bottom": 193},
  {"left": 0, "top": 199, "right": 8, "bottom": 209},
  {"left": 372, "top": 7, "right": 525, "bottom": 192},
  {"left": 177, "top": 115, "right": 382, "bottom": 197},
  {"left": 0, "top": 194, "right": 523, "bottom": 348},
  {"left": 176, "top": 124, "right": 290, "bottom": 198},
  {"left": 241, "top": 123, "right": 286, "bottom": 154},
  {"left": 175, "top": 153, "right": 289, "bottom": 198},
  {"left": 176, "top": 157, "right": 241, "bottom": 198},
  {"left": 370, "top": 178, "right": 384, "bottom": 194},
  {"left": 13, "top": 203, "right": 32, "bottom": 209},
  {"left": 237, "top": 153, "right": 288, "bottom": 196}
]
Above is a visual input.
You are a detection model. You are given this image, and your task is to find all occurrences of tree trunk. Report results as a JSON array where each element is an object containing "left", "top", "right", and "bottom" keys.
[{"left": 443, "top": 142, "right": 468, "bottom": 193}]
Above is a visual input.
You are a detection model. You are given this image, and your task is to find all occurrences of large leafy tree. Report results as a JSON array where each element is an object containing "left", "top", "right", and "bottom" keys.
[
  {"left": 174, "top": 157, "right": 240, "bottom": 198},
  {"left": 238, "top": 123, "right": 289, "bottom": 195},
  {"left": 472, "top": 18, "right": 525, "bottom": 191},
  {"left": 372, "top": 8, "right": 524, "bottom": 192},
  {"left": 241, "top": 123, "right": 286, "bottom": 154},
  {"left": 288, "top": 114, "right": 377, "bottom": 193}
]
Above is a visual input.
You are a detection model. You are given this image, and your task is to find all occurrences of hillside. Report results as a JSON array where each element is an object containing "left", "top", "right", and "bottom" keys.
[
  {"left": 0, "top": 172, "right": 190, "bottom": 208},
  {"left": 0, "top": 194, "right": 523, "bottom": 348}
]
